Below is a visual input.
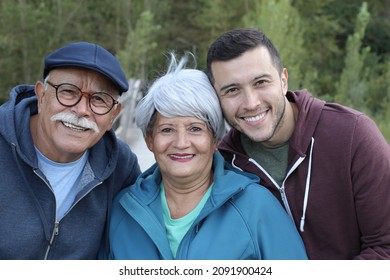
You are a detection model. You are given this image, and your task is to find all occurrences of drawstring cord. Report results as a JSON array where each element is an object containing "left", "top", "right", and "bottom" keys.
[
  {"left": 231, "top": 154, "right": 243, "bottom": 171},
  {"left": 230, "top": 137, "right": 315, "bottom": 232},
  {"left": 300, "top": 137, "right": 315, "bottom": 232}
]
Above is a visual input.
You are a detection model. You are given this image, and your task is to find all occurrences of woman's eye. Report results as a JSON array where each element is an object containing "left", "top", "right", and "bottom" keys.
[{"left": 190, "top": 126, "right": 202, "bottom": 132}]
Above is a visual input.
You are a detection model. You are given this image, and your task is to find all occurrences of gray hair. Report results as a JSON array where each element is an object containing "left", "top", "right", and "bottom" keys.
[
  {"left": 135, "top": 52, "right": 225, "bottom": 140},
  {"left": 43, "top": 75, "right": 50, "bottom": 90}
]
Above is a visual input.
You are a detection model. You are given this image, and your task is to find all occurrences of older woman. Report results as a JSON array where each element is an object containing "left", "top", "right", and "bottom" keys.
[{"left": 107, "top": 53, "right": 307, "bottom": 260}]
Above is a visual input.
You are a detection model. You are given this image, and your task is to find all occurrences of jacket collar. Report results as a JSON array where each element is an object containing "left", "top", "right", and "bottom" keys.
[{"left": 125, "top": 152, "right": 259, "bottom": 207}]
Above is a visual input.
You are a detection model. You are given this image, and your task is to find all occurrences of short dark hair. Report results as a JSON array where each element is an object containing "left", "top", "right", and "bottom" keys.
[{"left": 206, "top": 28, "right": 283, "bottom": 84}]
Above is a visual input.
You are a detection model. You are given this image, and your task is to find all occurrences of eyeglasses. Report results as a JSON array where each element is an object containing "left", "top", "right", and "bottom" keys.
[{"left": 46, "top": 81, "right": 119, "bottom": 115}]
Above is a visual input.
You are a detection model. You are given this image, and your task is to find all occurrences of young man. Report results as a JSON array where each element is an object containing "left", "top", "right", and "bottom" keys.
[
  {"left": 206, "top": 27, "right": 390, "bottom": 260},
  {"left": 0, "top": 42, "right": 141, "bottom": 259}
]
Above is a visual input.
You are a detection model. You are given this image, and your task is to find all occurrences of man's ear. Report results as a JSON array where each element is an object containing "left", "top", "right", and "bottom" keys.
[
  {"left": 281, "top": 68, "right": 288, "bottom": 93},
  {"left": 107, "top": 103, "right": 122, "bottom": 130},
  {"left": 112, "top": 102, "right": 122, "bottom": 121},
  {"left": 34, "top": 81, "right": 46, "bottom": 112}
]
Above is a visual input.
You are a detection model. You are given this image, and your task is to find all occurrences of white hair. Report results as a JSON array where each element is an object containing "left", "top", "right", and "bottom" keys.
[{"left": 135, "top": 52, "right": 225, "bottom": 140}]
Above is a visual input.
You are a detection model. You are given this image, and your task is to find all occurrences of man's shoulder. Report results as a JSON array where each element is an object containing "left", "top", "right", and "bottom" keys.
[{"left": 114, "top": 138, "right": 140, "bottom": 168}]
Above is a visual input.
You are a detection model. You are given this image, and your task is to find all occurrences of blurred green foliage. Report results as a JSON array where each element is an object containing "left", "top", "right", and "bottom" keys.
[{"left": 0, "top": 0, "right": 388, "bottom": 142}]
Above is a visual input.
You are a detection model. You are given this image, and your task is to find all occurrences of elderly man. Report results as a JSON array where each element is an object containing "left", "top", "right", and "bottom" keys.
[{"left": 0, "top": 42, "right": 141, "bottom": 259}]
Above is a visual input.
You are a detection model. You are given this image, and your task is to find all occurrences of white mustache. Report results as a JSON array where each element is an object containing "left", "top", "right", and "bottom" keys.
[{"left": 51, "top": 112, "right": 100, "bottom": 133}]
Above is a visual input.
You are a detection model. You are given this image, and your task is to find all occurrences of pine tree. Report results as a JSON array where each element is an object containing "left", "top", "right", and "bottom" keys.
[{"left": 335, "top": 2, "right": 370, "bottom": 110}]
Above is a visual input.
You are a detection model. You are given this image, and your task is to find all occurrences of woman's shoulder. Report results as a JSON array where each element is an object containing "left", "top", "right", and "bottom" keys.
[{"left": 231, "top": 182, "right": 283, "bottom": 211}]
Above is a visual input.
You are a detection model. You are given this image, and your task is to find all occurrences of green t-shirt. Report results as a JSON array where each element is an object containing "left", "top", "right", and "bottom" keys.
[
  {"left": 160, "top": 183, "right": 213, "bottom": 258},
  {"left": 241, "top": 134, "right": 289, "bottom": 187}
]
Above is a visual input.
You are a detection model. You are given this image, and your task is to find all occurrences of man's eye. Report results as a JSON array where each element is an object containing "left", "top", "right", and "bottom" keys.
[
  {"left": 91, "top": 95, "right": 108, "bottom": 106},
  {"left": 254, "top": 80, "right": 268, "bottom": 86},
  {"left": 61, "top": 88, "right": 75, "bottom": 93},
  {"left": 91, "top": 95, "right": 103, "bottom": 102},
  {"left": 223, "top": 88, "right": 239, "bottom": 96},
  {"left": 59, "top": 89, "right": 78, "bottom": 97}
]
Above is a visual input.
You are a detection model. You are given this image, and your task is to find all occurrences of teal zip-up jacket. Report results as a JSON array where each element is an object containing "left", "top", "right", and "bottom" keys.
[
  {"left": 0, "top": 85, "right": 141, "bottom": 259},
  {"left": 107, "top": 152, "right": 307, "bottom": 260}
]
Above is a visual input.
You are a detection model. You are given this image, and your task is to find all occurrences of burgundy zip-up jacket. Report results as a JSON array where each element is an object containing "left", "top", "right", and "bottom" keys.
[{"left": 218, "top": 89, "right": 390, "bottom": 260}]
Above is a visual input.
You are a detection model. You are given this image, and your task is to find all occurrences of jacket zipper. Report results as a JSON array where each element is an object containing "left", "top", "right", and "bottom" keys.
[
  {"left": 248, "top": 156, "right": 305, "bottom": 221},
  {"left": 34, "top": 168, "right": 102, "bottom": 259},
  {"left": 44, "top": 221, "right": 59, "bottom": 259},
  {"left": 33, "top": 169, "right": 59, "bottom": 259}
]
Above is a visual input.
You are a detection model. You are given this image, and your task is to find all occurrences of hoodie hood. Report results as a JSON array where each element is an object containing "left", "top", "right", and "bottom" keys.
[
  {"left": 286, "top": 89, "right": 325, "bottom": 157},
  {"left": 286, "top": 90, "right": 325, "bottom": 231},
  {"left": 0, "top": 85, "right": 39, "bottom": 167},
  {"left": 0, "top": 85, "right": 37, "bottom": 136}
]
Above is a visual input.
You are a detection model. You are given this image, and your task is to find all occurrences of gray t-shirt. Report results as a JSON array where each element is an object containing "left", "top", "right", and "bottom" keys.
[{"left": 241, "top": 134, "right": 289, "bottom": 187}]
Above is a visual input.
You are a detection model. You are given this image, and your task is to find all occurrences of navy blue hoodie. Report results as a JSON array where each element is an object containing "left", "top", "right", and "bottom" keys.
[{"left": 0, "top": 85, "right": 141, "bottom": 259}]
